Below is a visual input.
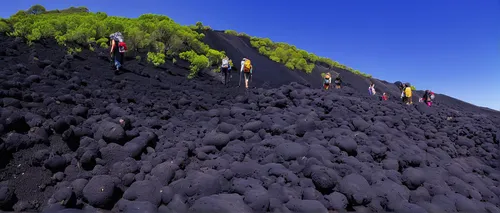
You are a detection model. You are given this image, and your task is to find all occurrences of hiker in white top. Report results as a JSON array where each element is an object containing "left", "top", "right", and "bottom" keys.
[
  {"left": 368, "top": 83, "right": 376, "bottom": 95},
  {"left": 239, "top": 58, "right": 246, "bottom": 87},
  {"left": 221, "top": 56, "right": 231, "bottom": 86}
]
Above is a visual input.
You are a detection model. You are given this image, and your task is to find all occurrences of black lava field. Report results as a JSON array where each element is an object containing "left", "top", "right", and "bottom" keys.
[{"left": 1, "top": 34, "right": 500, "bottom": 213}]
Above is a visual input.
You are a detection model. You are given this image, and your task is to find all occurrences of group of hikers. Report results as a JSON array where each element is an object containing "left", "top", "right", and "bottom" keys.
[
  {"left": 108, "top": 32, "right": 436, "bottom": 106},
  {"left": 322, "top": 72, "right": 342, "bottom": 90},
  {"left": 321, "top": 72, "right": 436, "bottom": 107},
  {"left": 108, "top": 31, "right": 255, "bottom": 89},
  {"left": 396, "top": 82, "right": 435, "bottom": 106},
  {"left": 220, "top": 56, "right": 253, "bottom": 89}
]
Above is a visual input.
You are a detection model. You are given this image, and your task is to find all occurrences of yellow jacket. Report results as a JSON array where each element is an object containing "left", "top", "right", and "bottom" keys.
[{"left": 405, "top": 87, "right": 412, "bottom": 97}]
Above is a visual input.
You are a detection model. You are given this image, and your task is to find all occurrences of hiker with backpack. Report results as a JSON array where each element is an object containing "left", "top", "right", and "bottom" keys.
[
  {"left": 323, "top": 72, "right": 332, "bottom": 90},
  {"left": 109, "top": 32, "right": 128, "bottom": 71},
  {"left": 421, "top": 90, "right": 435, "bottom": 106},
  {"left": 381, "top": 92, "right": 388, "bottom": 101},
  {"left": 242, "top": 58, "right": 253, "bottom": 89},
  {"left": 335, "top": 75, "right": 342, "bottom": 89},
  {"left": 221, "top": 56, "right": 231, "bottom": 86},
  {"left": 368, "top": 83, "right": 376, "bottom": 95},
  {"left": 239, "top": 58, "right": 246, "bottom": 87},
  {"left": 404, "top": 83, "right": 413, "bottom": 105}
]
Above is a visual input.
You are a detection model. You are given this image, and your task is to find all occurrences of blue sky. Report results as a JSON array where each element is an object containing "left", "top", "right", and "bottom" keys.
[{"left": 3, "top": 0, "right": 500, "bottom": 110}]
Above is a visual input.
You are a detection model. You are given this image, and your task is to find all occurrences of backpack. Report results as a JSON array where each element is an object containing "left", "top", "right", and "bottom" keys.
[
  {"left": 222, "top": 58, "right": 229, "bottom": 68},
  {"left": 243, "top": 59, "right": 252, "bottom": 73},
  {"left": 110, "top": 32, "right": 128, "bottom": 53}
]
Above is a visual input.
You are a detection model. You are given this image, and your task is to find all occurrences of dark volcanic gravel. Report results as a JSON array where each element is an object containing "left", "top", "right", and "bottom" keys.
[{"left": 0, "top": 35, "right": 500, "bottom": 213}]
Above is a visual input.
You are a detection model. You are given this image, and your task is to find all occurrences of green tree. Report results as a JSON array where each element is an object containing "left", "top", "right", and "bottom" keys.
[
  {"left": 27, "top": 4, "right": 46, "bottom": 15},
  {"left": 195, "top": 21, "right": 203, "bottom": 30}
]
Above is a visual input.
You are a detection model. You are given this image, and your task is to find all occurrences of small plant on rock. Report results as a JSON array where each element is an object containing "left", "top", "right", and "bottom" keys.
[{"left": 147, "top": 52, "right": 165, "bottom": 67}]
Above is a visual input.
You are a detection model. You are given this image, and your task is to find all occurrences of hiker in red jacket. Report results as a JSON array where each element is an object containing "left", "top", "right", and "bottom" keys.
[{"left": 382, "top": 92, "right": 388, "bottom": 101}]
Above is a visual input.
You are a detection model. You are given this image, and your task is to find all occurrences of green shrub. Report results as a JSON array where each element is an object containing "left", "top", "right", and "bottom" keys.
[
  {"left": 248, "top": 35, "right": 371, "bottom": 77},
  {"left": 4, "top": 5, "right": 220, "bottom": 67},
  {"left": 411, "top": 85, "right": 416, "bottom": 91},
  {"left": 96, "top": 38, "right": 109, "bottom": 48},
  {"left": 136, "top": 55, "right": 141, "bottom": 61},
  {"left": 0, "top": 20, "right": 10, "bottom": 33},
  {"left": 224, "top": 30, "right": 238, "bottom": 36},
  {"left": 238, "top": 32, "right": 250, "bottom": 38},
  {"left": 147, "top": 52, "right": 165, "bottom": 66},
  {"left": 188, "top": 54, "right": 209, "bottom": 78},
  {"left": 206, "top": 49, "right": 224, "bottom": 66},
  {"left": 67, "top": 47, "right": 81, "bottom": 55},
  {"left": 180, "top": 50, "right": 209, "bottom": 78}
]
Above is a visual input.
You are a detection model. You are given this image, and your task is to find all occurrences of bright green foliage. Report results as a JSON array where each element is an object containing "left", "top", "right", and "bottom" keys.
[
  {"left": 179, "top": 50, "right": 209, "bottom": 78},
  {"left": 206, "top": 49, "right": 224, "bottom": 66},
  {"left": 224, "top": 30, "right": 238, "bottom": 36},
  {"left": 189, "top": 55, "right": 209, "bottom": 79},
  {"left": 246, "top": 35, "right": 371, "bottom": 77},
  {"left": 96, "top": 38, "right": 109, "bottom": 48},
  {"left": 147, "top": 52, "right": 166, "bottom": 66},
  {"left": 0, "top": 20, "right": 10, "bottom": 33},
  {"left": 250, "top": 37, "right": 316, "bottom": 73},
  {"left": 411, "top": 85, "right": 416, "bottom": 91},
  {"left": 67, "top": 47, "right": 82, "bottom": 55},
  {"left": 238, "top": 32, "right": 250, "bottom": 38}
]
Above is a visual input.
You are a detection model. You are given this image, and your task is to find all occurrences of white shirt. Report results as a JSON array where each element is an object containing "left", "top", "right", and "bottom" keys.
[{"left": 240, "top": 60, "right": 245, "bottom": 72}]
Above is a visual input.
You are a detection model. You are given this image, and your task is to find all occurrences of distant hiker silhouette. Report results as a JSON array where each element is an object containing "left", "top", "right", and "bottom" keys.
[{"left": 109, "top": 32, "right": 128, "bottom": 72}]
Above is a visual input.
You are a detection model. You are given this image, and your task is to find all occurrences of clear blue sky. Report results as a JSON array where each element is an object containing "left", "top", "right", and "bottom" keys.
[{"left": 3, "top": 0, "right": 500, "bottom": 110}]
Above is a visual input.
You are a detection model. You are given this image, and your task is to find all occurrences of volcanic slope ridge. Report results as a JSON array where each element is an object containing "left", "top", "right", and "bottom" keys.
[
  {"left": 204, "top": 30, "right": 500, "bottom": 115},
  {"left": 1, "top": 36, "right": 500, "bottom": 213}
]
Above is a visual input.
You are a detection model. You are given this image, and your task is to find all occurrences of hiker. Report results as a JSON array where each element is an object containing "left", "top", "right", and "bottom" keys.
[
  {"left": 242, "top": 58, "right": 253, "bottom": 89},
  {"left": 323, "top": 72, "right": 332, "bottom": 90},
  {"left": 221, "top": 56, "right": 231, "bottom": 86},
  {"left": 422, "top": 90, "right": 435, "bottom": 106},
  {"left": 109, "top": 32, "right": 128, "bottom": 71},
  {"left": 239, "top": 58, "right": 246, "bottom": 87},
  {"left": 229, "top": 59, "right": 233, "bottom": 79},
  {"left": 404, "top": 84, "right": 413, "bottom": 104},
  {"left": 382, "top": 92, "right": 388, "bottom": 101},
  {"left": 368, "top": 83, "right": 376, "bottom": 95},
  {"left": 400, "top": 83, "right": 408, "bottom": 103},
  {"left": 335, "top": 75, "right": 342, "bottom": 89}
]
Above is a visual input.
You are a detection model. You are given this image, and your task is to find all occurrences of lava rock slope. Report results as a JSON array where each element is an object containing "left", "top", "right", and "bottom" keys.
[{"left": 0, "top": 35, "right": 500, "bottom": 213}]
